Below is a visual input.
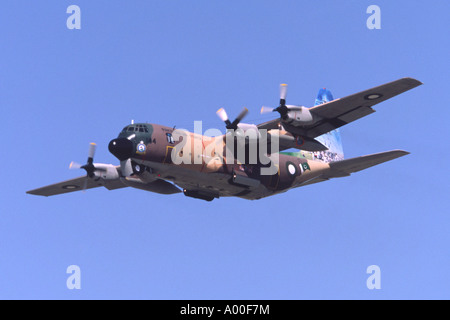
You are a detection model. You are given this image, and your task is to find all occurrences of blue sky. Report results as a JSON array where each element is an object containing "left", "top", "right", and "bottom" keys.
[{"left": 1, "top": 0, "right": 449, "bottom": 299}]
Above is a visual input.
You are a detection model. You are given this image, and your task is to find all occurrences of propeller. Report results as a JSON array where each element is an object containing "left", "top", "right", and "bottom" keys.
[
  {"left": 70, "top": 143, "right": 97, "bottom": 179},
  {"left": 260, "top": 84, "right": 290, "bottom": 118},
  {"left": 260, "top": 106, "right": 275, "bottom": 114},
  {"left": 69, "top": 161, "right": 82, "bottom": 170},
  {"left": 216, "top": 107, "right": 249, "bottom": 130}
]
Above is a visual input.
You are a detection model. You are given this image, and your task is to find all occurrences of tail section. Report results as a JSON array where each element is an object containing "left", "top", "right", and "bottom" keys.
[
  {"left": 313, "top": 89, "right": 344, "bottom": 162},
  {"left": 299, "top": 150, "right": 409, "bottom": 187},
  {"left": 327, "top": 150, "right": 409, "bottom": 176}
]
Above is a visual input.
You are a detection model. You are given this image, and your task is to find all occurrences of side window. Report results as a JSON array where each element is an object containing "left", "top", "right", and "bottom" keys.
[{"left": 166, "top": 133, "right": 174, "bottom": 144}]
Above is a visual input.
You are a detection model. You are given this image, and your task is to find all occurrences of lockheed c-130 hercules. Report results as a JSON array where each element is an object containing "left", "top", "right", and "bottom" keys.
[{"left": 27, "top": 78, "right": 422, "bottom": 201}]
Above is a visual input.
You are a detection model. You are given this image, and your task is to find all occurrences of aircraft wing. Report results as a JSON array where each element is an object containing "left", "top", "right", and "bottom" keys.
[
  {"left": 258, "top": 78, "right": 422, "bottom": 138},
  {"left": 299, "top": 150, "right": 409, "bottom": 186},
  {"left": 257, "top": 118, "right": 280, "bottom": 131},
  {"left": 26, "top": 176, "right": 127, "bottom": 197},
  {"left": 303, "top": 78, "right": 422, "bottom": 138}
]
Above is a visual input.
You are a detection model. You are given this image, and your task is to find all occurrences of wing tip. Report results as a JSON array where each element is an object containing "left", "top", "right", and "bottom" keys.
[
  {"left": 401, "top": 77, "right": 423, "bottom": 87},
  {"left": 373, "top": 149, "right": 410, "bottom": 160},
  {"left": 26, "top": 190, "right": 47, "bottom": 197},
  {"left": 391, "top": 149, "right": 410, "bottom": 156}
]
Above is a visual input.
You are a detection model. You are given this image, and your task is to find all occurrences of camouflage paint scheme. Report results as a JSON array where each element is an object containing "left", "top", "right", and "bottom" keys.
[
  {"left": 27, "top": 78, "right": 422, "bottom": 201},
  {"left": 114, "top": 123, "right": 330, "bottom": 200}
]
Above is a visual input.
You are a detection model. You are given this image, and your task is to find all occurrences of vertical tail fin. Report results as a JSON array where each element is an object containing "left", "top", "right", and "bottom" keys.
[{"left": 313, "top": 89, "right": 344, "bottom": 162}]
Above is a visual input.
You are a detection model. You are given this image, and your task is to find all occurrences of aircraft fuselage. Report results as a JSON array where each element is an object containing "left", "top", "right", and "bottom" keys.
[{"left": 109, "top": 123, "right": 329, "bottom": 201}]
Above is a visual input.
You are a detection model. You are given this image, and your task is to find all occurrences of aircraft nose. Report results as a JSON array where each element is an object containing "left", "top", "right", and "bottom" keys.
[{"left": 108, "top": 138, "right": 134, "bottom": 161}]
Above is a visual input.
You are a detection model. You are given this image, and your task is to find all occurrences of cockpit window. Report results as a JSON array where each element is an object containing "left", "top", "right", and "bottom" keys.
[{"left": 122, "top": 124, "right": 150, "bottom": 134}]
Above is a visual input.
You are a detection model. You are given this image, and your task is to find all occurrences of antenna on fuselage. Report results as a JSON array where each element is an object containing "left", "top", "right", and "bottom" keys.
[{"left": 131, "top": 120, "right": 134, "bottom": 125}]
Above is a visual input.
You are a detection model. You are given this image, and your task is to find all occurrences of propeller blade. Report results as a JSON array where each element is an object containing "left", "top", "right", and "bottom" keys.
[
  {"left": 82, "top": 177, "right": 88, "bottom": 193},
  {"left": 87, "top": 143, "right": 96, "bottom": 164},
  {"left": 69, "top": 161, "right": 82, "bottom": 170},
  {"left": 228, "top": 107, "right": 248, "bottom": 130},
  {"left": 216, "top": 108, "right": 229, "bottom": 123},
  {"left": 280, "top": 83, "right": 288, "bottom": 103},
  {"left": 235, "top": 107, "right": 249, "bottom": 123},
  {"left": 260, "top": 106, "right": 274, "bottom": 114}
]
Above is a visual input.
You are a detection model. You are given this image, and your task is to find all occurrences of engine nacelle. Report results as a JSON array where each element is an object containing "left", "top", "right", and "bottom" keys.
[
  {"left": 236, "top": 123, "right": 261, "bottom": 139},
  {"left": 283, "top": 106, "right": 314, "bottom": 126},
  {"left": 92, "top": 163, "right": 120, "bottom": 180}
]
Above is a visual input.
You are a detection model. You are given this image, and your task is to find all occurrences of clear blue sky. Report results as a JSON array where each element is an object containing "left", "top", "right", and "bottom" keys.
[{"left": 1, "top": 0, "right": 449, "bottom": 299}]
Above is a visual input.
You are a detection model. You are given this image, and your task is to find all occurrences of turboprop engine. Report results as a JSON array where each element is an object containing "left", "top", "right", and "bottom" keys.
[{"left": 281, "top": 105, "right": 314, "bottom": 126}]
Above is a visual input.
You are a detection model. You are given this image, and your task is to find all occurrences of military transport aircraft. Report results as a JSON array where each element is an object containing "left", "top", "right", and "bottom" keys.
[{"left": 27, "top": 78, "right": 422, "bottom": 201}]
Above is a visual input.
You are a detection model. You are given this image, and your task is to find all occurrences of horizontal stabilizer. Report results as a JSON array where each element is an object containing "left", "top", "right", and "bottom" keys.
[
  {"left": 328, "top": 150, "right": 409, "bottom": 178},
  {"left": 299, "top": 150, "right": 409, "bottom": 187}
]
